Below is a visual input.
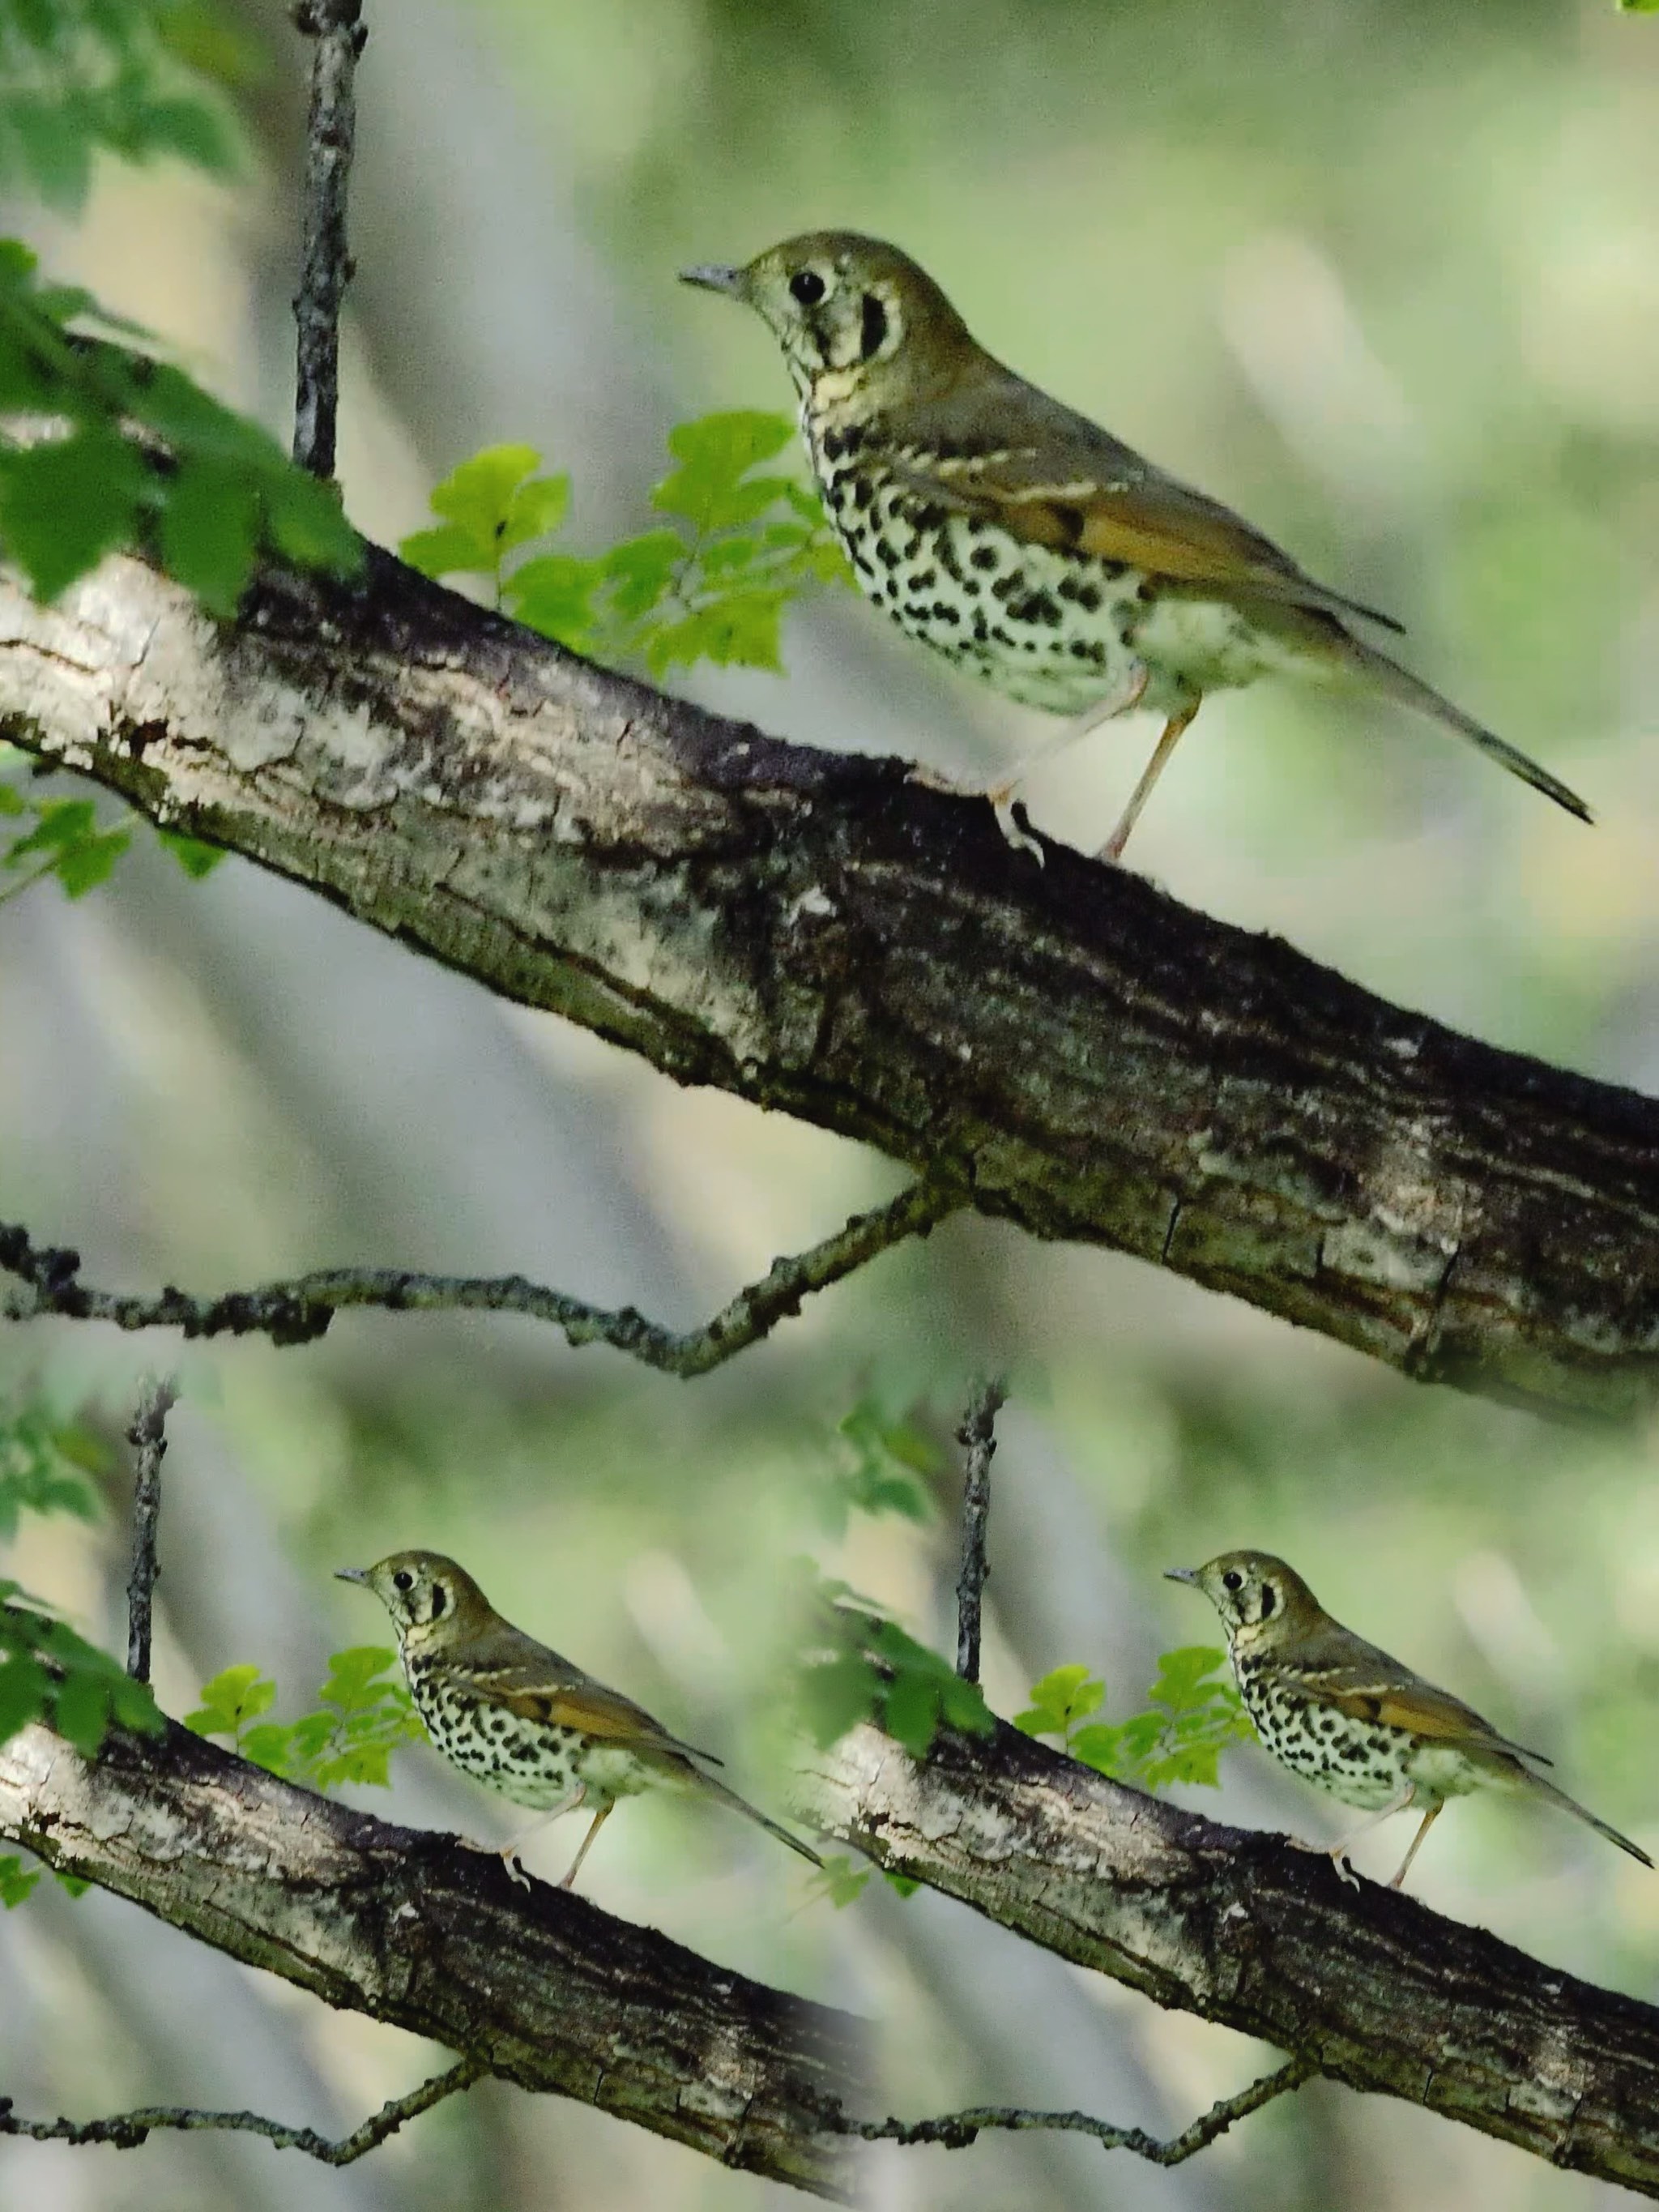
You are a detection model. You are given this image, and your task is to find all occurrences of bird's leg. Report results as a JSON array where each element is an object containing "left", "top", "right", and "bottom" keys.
[
  {"left": 1387, "top": 1800, "right": 1443, "bottom": 1891},
  {"left": 1098, "top": 699, "right": 1201, "bottom": 864},
  {"left": 559, "top": 1800, "right": 615, "bottom": 1891},
  {"left": 460, "top": 1783, "right": 588, "bottom": 1890},
  {"left": 1286, "top": 1783, "right": 1417, "bottom": 1890},
  {"left": 910, "top": 661, "right": 1152, "bottom": 865}
]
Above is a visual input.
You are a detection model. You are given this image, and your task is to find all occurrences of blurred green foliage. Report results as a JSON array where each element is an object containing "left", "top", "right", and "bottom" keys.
[
  {"left": 1015, "top": 1649, "right": 1254, "bottom": 1791},
  {"left": 0, "top": 1580, "right": 164, "bottom": 1757},
  {"left": 0, "top": 0, "right": 249, "bottom": 213},
  {"left": 0, "top": 241, "right": 362, "bottom": 608},
  {"left": 184, "top": 1647, "right": 426, "bottom": 1791},
  {"left": 0, "top": 1397, "right": 104, "bottom": 1538},
  {"left": 400, "top": 416, "right": 852, "bottom": 679},
  {"left": 1, "top": 745, "right": 226, "bottom": 909}
]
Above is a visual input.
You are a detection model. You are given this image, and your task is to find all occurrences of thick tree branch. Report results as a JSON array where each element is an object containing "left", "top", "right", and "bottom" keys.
[
  {"left": 0, "top": 2058, "right": 483, "bottom": 2163},
  {"left": 0, "top": 1178, "right": 956, "bottom": 1362},
  {"left": 4, "top": 549, "right": 1659, "bottom": 1418},
  {"left": 801, "top": 1717, "right": 1659, "bottom": 2196},
  {"left": 0, "top": 1719, "right": 859, "bottom": 2198}
]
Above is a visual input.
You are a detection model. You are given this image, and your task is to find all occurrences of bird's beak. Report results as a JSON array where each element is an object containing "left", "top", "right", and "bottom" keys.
[
  {"left": 680, "top": 262, "right": 746, "bottom": 300},
  {"left": 1163, "top": 1567, "right": 1201, "bottom": 1586},
  {"left": 335, "top": 1566, "right": 370, "bottom": 1586}
]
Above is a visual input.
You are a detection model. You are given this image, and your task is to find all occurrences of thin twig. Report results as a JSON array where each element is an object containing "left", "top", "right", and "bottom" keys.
[
  {"left": 953, "top": 1377, "right": 1005, "bottom": 1683},
  {"left": 123, "top": 1376, "right": 177, "bottom": 1682},
  {"left": 851, "top": 2056, "right": 1314, "bottom": 2162},
  {"left": 0, "top": 1178, "right": 961, "bottom": 1372},
  {"left": 292, "top": 0, "right": 366, "bottom": 476},
  {"left": 0, "top": 2056, "right": 484, "bottom": 2164}
]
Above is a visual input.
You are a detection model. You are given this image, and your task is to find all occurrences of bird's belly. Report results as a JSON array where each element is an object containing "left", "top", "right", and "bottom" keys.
[
  {"left": 1129, "top": 591, "right": 1311, "bottom": 696},
  {"left": 415, "top": 1680, "right": 583, "bottom": 1810},
  {"left": 574, "top": 1742, "right": 658, "bottom": 1800},
  {"left": 1401, "top": 1742, "right": 1485, "bottom": 1800},
  {"left": 1246, "top": 1681, "right": 1415, "bottom": 1810},
  {"left": 826, "top": 485, "right": 1171, "bottom": 717}
]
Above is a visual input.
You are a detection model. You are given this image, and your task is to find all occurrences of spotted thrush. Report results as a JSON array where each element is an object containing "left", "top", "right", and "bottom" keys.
[
  {"left": 1169, "top": 1550, "right": 1648, "bottom": 1890},
  {"left": 339, "top": 1551, "right": 821, "bottom": 1890},
  {"left": 683, "top": 233, "right": 1591, "bottom": 861}
]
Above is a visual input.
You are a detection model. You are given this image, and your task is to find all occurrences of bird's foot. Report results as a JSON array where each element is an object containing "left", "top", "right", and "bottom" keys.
[
  {"left": 500, "top": 1847, "right": 531, "bottom": 1890},
  {"left": 1286, "top": 1833, "right": 1362, "bottom": 1889},
  {"left": 906, "top": 762, "right": 1046, "bottom": 862}
]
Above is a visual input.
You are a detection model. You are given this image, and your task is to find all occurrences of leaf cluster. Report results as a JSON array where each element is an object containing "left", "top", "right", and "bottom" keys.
[
  {"left": 1, "top": 746, "right": 223, "bottom": 907},
  {"left": 796, "top": 1582, "right": 995, "bottom": 1762},
  {"left": 1014, "top": 1647, "right": 1254, "bottom": 1791},
  {"left": 184, "top": 1646, "right": 425, "bottom": 1791},
  {"left": 400, "top": 415, "right": 852, "bottom": 681},
  {"left": 0, "top": 0, "right": 249, "bottom": 214},
  {"left": 0, "top": 1579, "right": 164, "bottom": 1761},
  {"left": 0, "top": 1396, "right": 105, "bottom": 1538},
  {"left": 0, "top": 240, "right": 362, "bottom": 607},
  {"left": 817, "top": 1394, "right": 941, "bottom": 1538}
]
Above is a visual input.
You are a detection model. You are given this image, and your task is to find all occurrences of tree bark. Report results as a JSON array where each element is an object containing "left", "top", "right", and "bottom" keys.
[
  {"left": 4, "top": 547, "right": 1659, "bottom": 1420},
  {"left": 0, "top": 1719, "right": 859, "bottom": 2198},
  {"left": 802, "top": 1717, "right": 1659, "bottom": 2197}
]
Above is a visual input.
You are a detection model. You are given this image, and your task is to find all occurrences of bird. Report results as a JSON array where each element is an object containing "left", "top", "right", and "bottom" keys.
[
  {"left": 337, "top": 1550, "right": 821, "bottom": 1890},
  {"left": 1166, "top": 1549, "right": 1649, "bottom": 1890},
  {"left": 681, "top": 232, "right": 1591, "bottom": 863}
]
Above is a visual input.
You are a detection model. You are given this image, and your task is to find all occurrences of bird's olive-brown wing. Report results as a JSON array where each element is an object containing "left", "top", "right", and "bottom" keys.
[
  {"left": 1284, "top": 1631, "right": 1552, "bottom": 1766},
  {"left": 888, "top": 374, "right": 1403, "bottom": 634},
  {"left": 464, "top": 1648, "right": 724, "bottom": 1766}
]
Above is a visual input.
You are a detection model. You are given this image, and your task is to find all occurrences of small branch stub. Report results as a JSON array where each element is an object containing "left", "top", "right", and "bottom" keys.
[
  {"left": 292, "top": 0, "right": 366, "bottom": 476},
  {"left": 953, "top": 1378, "right": 1005, "bottom": 1684},
  {"left": 124, "top": 1376, "right": 177, "bottom": 1683}
]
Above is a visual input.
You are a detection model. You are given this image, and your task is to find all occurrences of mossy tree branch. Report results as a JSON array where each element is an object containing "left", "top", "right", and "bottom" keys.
[{"left": 3, "top": 548, "right": 1654, "bottom": 1416}]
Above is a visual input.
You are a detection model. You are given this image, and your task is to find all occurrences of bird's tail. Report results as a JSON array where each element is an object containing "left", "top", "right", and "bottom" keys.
[
  {"left": 1525, "top": 1767, "right": 1653, "bottom": 1868},
  {"left": 701, "top": 1770, "right": 824, "bottom": 1868},
  {"left": 1344, "top": 634, "right": 1593, "bottom": 826}
]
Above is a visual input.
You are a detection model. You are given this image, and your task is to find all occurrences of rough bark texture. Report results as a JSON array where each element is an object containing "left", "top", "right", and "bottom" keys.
[
  {"left": 0, "top": 1719, "right": 859, "bottom": 2197},
  {"left": 803, "top": 1719, "right": 1659, "bottom": 2197},
  {"left": 4, "top": 548, "right": 1659, "bottom": 1419}
]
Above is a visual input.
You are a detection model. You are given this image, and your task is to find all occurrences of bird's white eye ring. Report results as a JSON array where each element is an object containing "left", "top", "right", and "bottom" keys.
[
  {"left": 393, "top": 1569, "right": 414, "bottom": 1592},
  {"left": 1222, "top": 1569, "right": 1243, "bottom": 1592}
]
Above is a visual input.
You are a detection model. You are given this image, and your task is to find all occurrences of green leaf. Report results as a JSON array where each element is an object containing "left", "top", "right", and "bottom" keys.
[
  {"left": 1014, "top": 1663, "right": 1104, "bottom": 1741},
  {"left": 0, "top": 429, "right": 147, "bottom": 599},
  {"left": 0, "top": 1855, "right": 41, "bottom": 1908},
  {"left": 53, "top": 1868, "right": 90, "bottom": 1898},
  {"left": 317, "top": 1645, "right": 400, "bottom": 1712},
  {"left": 500, "top": 470, "right": 569, "bottom": 553},
  {"left": 158, "top": 454, "right": 258, "bottom": 614},
  {"left": 508, "top": 552, "right": 601, "bottom": 647},
  {"left": 52, "top": 1662, "right": 115, "bottom": 1756},
  {"left": 804, "top": 1851, "right": 872, "bottom": 1909},
  {"left": 650, "top": 411, "right": 795, "bottom": 532},
  {"left": 0, "top": 1649, "right": 50, "bottom": 1740},
  {"left": 599, "top": 529, "right": 684, "bottom": 621},
  {"left": 399, "top": 522, "right": 495, "bottom": 581},
  {"left": 644, "top": 588, "right": 789, "bottom": 679},
  {"left": 430, "top": 442, "right": 539, "bottom": 537},
  {"left": 184, "top": 1662, "right": 275, "bottom": 1740},
  {"left": 156, "top": 825, "right": 224, "bottom": 878},
  {"left": 53, "top": 825, "right": 130, "bottom": 897},
  {"left": 796, "top": 1648, "right": 878, "bottom": 1750}
]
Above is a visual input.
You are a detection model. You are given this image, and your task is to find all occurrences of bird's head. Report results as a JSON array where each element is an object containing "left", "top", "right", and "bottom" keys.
[
  {"left": 1165, "top": 1551, "right": 1320, "bottom": 1646},
  {"left": 681, "top": 231, "right": 972, "bottom": 402},
  {"left": 335, "top": 1549, "right": 489, "bottom": 1648}
]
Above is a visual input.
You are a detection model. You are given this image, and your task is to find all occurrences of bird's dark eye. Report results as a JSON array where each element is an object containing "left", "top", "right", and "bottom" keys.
[
  {"left": 1222, "top": 1569, "right": 1243, "bottom": 1593},
  {"left": 789, "top": 268, "right": 825, "bottom": 306},
  {"left": 429, "top": 1582, "right": 447, "bottom": 1620},
  {"left": 393, "top": 1569, "right": 414, "bottom": 1592}
]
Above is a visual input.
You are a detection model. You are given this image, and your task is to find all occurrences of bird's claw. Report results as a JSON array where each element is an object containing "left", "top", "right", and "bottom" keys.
[{"left": 501, "top": 1848, "right": 531, "bottom": 1890}]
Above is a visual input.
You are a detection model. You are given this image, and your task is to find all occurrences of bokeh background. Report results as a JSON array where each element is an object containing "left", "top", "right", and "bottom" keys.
[{"left": 3, "top": 1, "right": 1659, "bottom": 2207}]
